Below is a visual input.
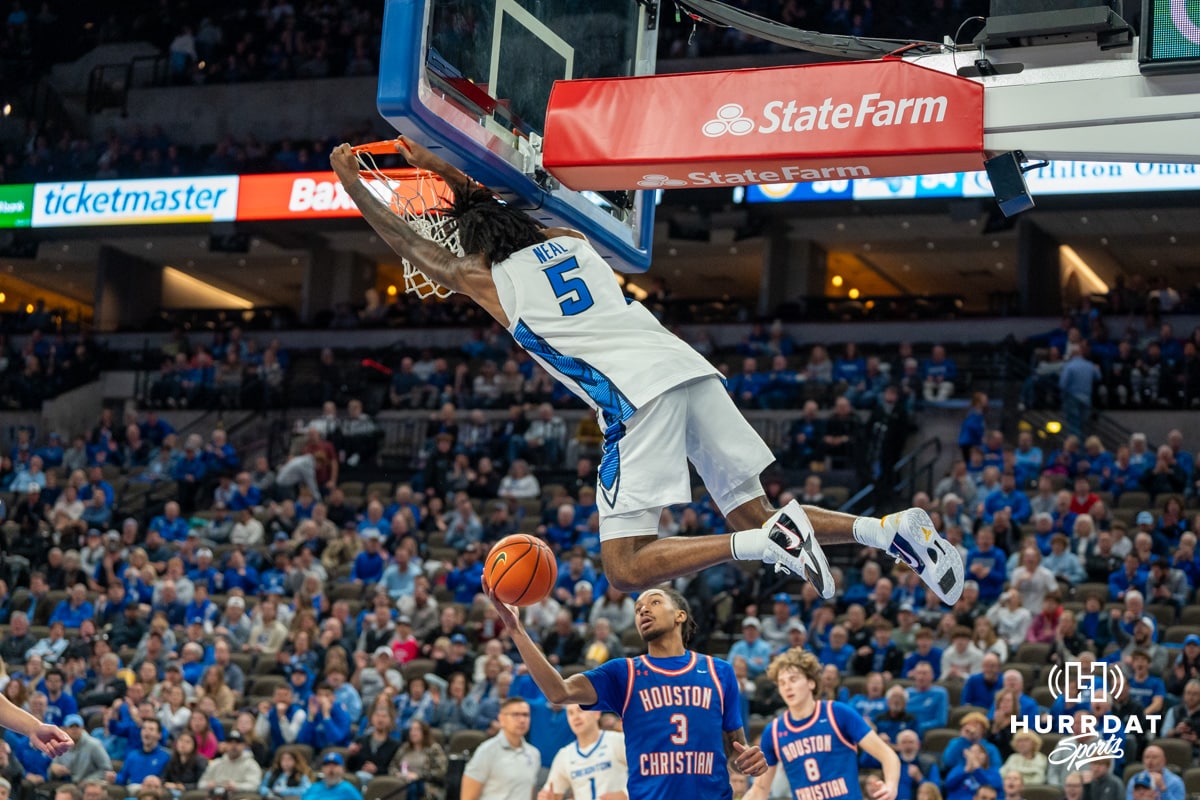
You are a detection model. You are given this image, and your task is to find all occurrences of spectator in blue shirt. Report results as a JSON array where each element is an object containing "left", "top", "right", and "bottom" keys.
[
  {"left": 49, "top": 584, "right": 94, "bottom": 629},
  {"left": 905, "top": 662, "right": 949, "bottom": 735},
  {"left": 944, "top": 745, "right": 1003, "bottom": 800},
  {"left": 728, "top": 617, "right": 773, "bottom": 678},
  {"left": 1110, "top": 553, "right": 1148, "bottom": 602},
  {"left": 350, "top": 532, "right": 386, "bottom": 586},
  {"left": 1124, "top": 747, "right": 1185, "bottom": 800},
  {"left": 229, "top": 472, "right": 263, "bottom": 511},
  {"left": 544, "top": 504, "right": 579, "bottom": 553},
  {"left": 1127, "top": 650, "right": 1166, "bottom": 716},
  {"left": 922, "top": 345, "right": 958, "bottom": 403},
  {"left": 298, "top": 686, "right": 352, "bottom": 749},
  {"left": 42, "top": 669, "right": 78, "bottom": 727},
  {"left": 1043, "top": 534, "right": 1088, "bottom": 585},
  {"left": 380, "top": 548, "right": 422, "bottom": 601},
  {"left": 818, "top": 625, "right": 856, "bottom": 671},
  {"left": 111, "top": 718, "right": 171, "bottom": 791},
  {"left": 727, "top": 357, "right": 767, "bottom": 409},
  {"left": 150, "top": 500, "right": 190, "bottom": 543},
  {"left": 172, "top": 440, "right": 208, "bottom": 490},
  {"left": 958, "top": 392, "right": 988, "bottom": 460},
  {"left": 79, "top": 466, "right": 115, "bottom": 507},
  {"left": 187, "top": 548, "right": 220, "bottom": 593},
  {"left": 36, "top": 432, "right": 64, "bottom": 468},
  {"left": 982, "top": 473, "right": 1032, "bottom": 525},
  {"left": 902, "top": 629, "right": 944, "bottom": 681},
  {"left": 1059, "top": 344, "right": 1100, "bottom": 440},
  {"left": 833, "top": 342, "right": 866, "bottom": 387},
  {"left": 966, "top": 528, "right": 1007, "bottom": 603},
  {"left": 758, "top": 354, "right": 800, "bottom": 410},
  {"left": 301, "top": 753, "right": 362, "bottom": 800},
  {"left": 961, "top": 653, "right": 1004, "bottom": 708},
  {"left": 873, "top": 686, "right": 919, "bottom": 744},
  {"left": 940, "top": 712, "right": 1002, "bottom": 773},
  {"left": 1013, "top": 431, "right": 1045, "bottom": 489},
  {"left": 444, "top": 545, "right": 485, "bottom": 606},
  {"left": 140, "top": 411, "right": 175, "bottom": 447},
  {"left": 205, "top": 429, "right": 240, "bottom": 475}
]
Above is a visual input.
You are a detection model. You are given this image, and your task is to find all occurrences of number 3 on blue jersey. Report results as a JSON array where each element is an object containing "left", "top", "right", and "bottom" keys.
[{"left": 543, "top": 257, "right": 594, "bottom": 316}]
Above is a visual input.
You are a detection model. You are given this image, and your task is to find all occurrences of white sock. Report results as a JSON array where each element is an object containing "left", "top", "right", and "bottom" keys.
[
  {"left": 730, "top": 527, "right": 769, "bottom": 560},
  {"left": 853, "top": 515, "right": 892, "bottom": 550}
]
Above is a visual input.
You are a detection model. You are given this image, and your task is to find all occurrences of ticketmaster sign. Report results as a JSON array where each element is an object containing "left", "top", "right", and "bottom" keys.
[{"left": 31, "top": 176, "right": 239, "bottom": 227}]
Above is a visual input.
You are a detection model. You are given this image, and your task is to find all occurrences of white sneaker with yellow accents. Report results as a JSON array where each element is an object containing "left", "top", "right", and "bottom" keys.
[{"left": 882, "top": 508, "right": 965, "bottom": 605}]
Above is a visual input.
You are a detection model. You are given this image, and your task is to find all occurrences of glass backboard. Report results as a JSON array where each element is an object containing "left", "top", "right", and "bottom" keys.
[{"left": 377, "top": 0, "right": 658, "bottom": 271}]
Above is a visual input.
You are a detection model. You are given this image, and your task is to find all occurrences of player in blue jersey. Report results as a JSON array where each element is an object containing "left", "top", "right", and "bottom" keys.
[
  {"left": 486, "top": 584, "right": 766, "bottom": 800},
  {"left": 743, "top": 649, "right": 900, "bottom": 800},
  {"left": 332, "top": 141, "right": 965, "bottom": 606}
]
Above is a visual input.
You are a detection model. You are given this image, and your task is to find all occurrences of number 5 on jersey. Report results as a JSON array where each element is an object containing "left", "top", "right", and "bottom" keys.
[{"left": 543, "top": 257, "right": 594, "bottom": 316}]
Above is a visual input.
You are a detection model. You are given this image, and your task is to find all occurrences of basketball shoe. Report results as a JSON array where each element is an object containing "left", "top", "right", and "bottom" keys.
[
  {"left": 762, "top": 500, "right": 835, "bottom": 599},
  {"left": 881, "top": 507, "right": 965, "bottom": 605}
]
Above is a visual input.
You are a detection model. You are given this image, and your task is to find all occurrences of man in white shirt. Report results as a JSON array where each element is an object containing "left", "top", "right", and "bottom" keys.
[{"left": 462, "top": 697, "right": 540, "bottom": 800}]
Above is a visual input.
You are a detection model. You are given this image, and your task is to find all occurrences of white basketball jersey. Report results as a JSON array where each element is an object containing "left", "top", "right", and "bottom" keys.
[
  {"left": 492, "top": 236, "right": 719, "bottom": 423},
  {"left": 546, "top": 731, "right": 628, "bottom": 800}
]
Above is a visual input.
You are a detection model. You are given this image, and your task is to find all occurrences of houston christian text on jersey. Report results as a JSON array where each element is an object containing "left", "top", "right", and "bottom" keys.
[
  {"left": 583, "top": 652, "right": 743, "bottom": 800},
  {"left": 761, "top": 700, "right": 871, "bottom": 800},
  {"left": 546, "top": 731, "right": 628, "bottom": 800}
]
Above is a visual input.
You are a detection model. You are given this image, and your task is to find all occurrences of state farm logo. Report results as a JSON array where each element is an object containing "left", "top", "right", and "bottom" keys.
[
  {"left": 702, "top": 104, "right": 756, "bottom": 138},
  {"left": 637, "top": 174, "right": 689, "bottom": 188},
  {"left": 699, "top": 93, "right": 950, "bottom": 138}
]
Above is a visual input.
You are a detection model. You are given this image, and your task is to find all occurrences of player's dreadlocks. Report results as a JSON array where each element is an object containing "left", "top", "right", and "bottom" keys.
[
  {"left": 658, "top": 586, "right": 699, "bottom": 647},
  {"left": 442, "top": 183, "right": 546, "bottom": 265}
]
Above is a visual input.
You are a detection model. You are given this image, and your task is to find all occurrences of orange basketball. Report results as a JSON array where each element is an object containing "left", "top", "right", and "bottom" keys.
[{"left": 484, "top": 534, "right": 558, "bottom": 606}]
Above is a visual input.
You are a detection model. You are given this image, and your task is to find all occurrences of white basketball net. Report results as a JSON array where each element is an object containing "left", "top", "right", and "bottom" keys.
[{"left": 355, "top": 150, "right": 459, "bottom": 299}]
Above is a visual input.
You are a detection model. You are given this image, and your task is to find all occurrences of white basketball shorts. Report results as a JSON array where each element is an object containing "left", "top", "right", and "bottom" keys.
[{"left": 597, "top": 375, "right": 775, "bottom": 541}]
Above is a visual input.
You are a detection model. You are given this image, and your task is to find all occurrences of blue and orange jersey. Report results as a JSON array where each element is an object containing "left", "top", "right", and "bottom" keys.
[
  {"left": 761, "top": 700, "right": 871, "bottom": 800},
  {"left": 584, "top": 651, "right": 742, "bottom": 800}
]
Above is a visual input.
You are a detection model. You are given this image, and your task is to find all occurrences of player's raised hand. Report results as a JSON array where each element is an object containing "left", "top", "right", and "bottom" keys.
[
  {"left": 482, "top": 575, "right": 522, "bottom": 631},
  {"left": 867, "top": 777, "right": 897, "bottom": 800},
  {"left": 395, "top": 136, "right": 436, "bottom": 168},
  {"left": 330, "top": 144, "right": 360, "bottom": 182},
  {"left": 730, "top": 741, "right": 767, "bottom": 777},
  {"left": 30, "top": 724, "right": 73, "bottom": 757}
]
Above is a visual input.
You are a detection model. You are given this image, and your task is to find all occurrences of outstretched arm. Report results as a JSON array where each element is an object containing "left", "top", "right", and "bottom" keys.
[
  {"left": 331, "top": 143, "right": 482, "bottom": 293},
  {"left": 394, "top": 135, "right": 473, "bottom": 195},
  {"left": 859, "top": 731, "right": 901, "bottom": 800},
  {"left": 485, "top": 585, "right": 598, "bottom": 706},
  {"left": 0, "top": 694, "right": 72, "bottom": 756}
]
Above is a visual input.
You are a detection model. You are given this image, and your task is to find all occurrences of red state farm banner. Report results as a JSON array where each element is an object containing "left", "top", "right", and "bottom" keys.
[
  {"left": 543, "top": 60, "right": 984, "bottom": 191},
  {"left": 237, "top": 170, "right": 446, "bottom": 220}
]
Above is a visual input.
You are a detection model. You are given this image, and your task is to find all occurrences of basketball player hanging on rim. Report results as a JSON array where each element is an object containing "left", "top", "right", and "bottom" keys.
[{"left": 330, "top": 139, "right": 964, "bottom": 604}]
